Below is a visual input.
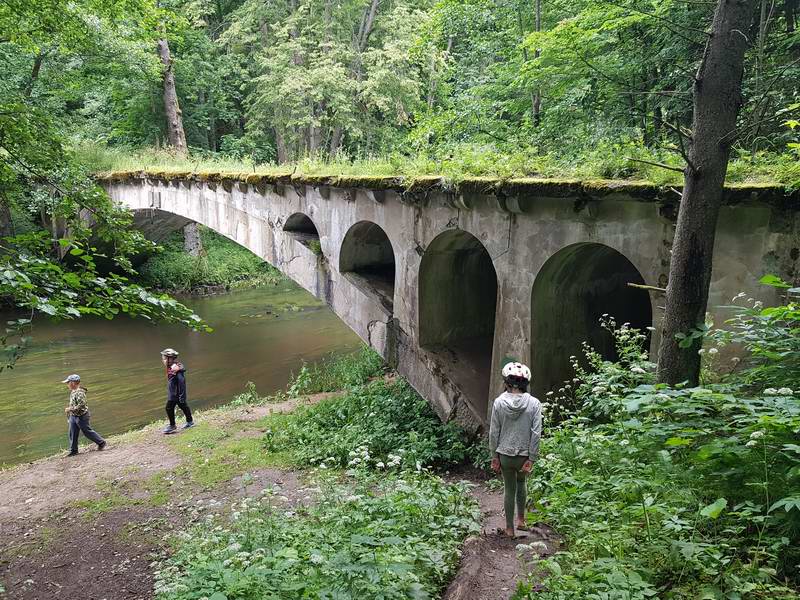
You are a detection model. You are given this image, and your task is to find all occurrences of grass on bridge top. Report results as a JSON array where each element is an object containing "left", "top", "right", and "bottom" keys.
[{"left": 78, "top": 141, "right": 800, "bottom": 192}]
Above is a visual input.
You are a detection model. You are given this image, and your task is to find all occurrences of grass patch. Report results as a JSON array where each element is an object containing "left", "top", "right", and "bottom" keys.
[
  {"left": 168, "top": 421, "right": 291, "bottom": 488},
  {"left": 78, "top": 140, "right": 800, "bottom": 189},
  {"left": 71, "top": 478, "right": 137, "bottom": 518}
]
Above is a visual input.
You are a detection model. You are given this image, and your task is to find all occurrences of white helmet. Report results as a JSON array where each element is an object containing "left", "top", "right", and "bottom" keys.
[{"left": 502, "top": 362, "right": 531, "bottom": 381}]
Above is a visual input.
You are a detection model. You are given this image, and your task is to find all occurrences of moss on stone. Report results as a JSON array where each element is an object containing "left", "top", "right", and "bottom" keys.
[{"left": 95, "top": 169, "right": 800, "bottom": 206}]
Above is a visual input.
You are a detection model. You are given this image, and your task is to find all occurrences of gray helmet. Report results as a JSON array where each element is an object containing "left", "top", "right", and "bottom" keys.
[
  {"left": 160, "top": 348, "right": 179, "bottom": 357},
  {"left": 61, "top": 374, "right": 81, "bottom": 383}
]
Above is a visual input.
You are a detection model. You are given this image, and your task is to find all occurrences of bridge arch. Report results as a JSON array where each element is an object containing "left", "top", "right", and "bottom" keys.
[
  {"left": 339, "top": 221, "right": 395, "bottom": 311},
  {"left": 530, "top": 242, "right": 652, "bottom": 398},
  {"left": 419, "top": 229, "right": 498, "bottom": 419},
  {"left": 283, "top": 212, "right": 321, "bottom": 251}
]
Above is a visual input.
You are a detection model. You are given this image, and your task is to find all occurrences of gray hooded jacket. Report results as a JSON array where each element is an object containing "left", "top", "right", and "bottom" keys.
[{"left": 488, "top": 392, "right": 542, "bottom": 459}]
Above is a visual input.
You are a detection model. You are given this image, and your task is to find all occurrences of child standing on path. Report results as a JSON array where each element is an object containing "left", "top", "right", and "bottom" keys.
[
  {"left": 63, "top": 374, "right": 106, "bottom": 456},
  {"left": 160, "top": 348, "right": 194, "bottom": 434},
  {"left": 488, "top": 362, "right": 542, "bottom": 537}
]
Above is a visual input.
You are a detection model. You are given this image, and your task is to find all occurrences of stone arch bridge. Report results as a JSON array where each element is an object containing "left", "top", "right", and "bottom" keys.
[{"left": 101, "top": 172, "right": 800, "bottom": 431}]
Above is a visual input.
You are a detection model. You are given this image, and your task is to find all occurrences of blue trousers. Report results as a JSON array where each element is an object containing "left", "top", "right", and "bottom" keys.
[{"left": 68, "top": 414, "right": 105, "bottom": 453}]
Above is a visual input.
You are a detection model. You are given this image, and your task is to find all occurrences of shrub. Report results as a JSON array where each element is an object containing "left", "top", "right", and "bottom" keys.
[
  {"left": 154, "top": 472, "right": 480, "bottom": 600},
  {"left": 286, "top": 346, "right": 386, "bottom": 396},
  {"left": 710, "top": 276, "right": 800, "bottom": 392},
  {"left": 266, "top": 378, "right": 477, "bottom": 472}
]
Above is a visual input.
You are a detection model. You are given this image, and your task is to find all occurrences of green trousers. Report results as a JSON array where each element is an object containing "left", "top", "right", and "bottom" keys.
[{"left": 499, "top": 453, "right": 528, "bottom": 530}]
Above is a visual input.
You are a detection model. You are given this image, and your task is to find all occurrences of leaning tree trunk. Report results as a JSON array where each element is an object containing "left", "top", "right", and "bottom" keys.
[
  {"left": 157, "top": 38, "right": 188, "bottom": 156},
  {"left": 656, "top": 0, "right": 757, "bottom": 385}
]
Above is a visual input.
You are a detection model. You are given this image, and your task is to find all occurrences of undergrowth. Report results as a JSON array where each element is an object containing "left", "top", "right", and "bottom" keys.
[
  {"left": 153, "top": 346, "right": 482, "bottom": 600},
  {"left": 515, "top": 290, "right": 800, "bottom": 600},
  {"left": 136, "top": 226, "right": 283, "bottom": 292}
]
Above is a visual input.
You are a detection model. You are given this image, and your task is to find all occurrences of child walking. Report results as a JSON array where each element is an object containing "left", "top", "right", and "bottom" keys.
[
  {"left": 62, "top": 374, "right": 106, "bottom": 456},
  {"left": 160, "top": 348, "right": 194, "bottom": 434},
  {"left": 488, "top": 362, "right": 542, "bottom": 537}
]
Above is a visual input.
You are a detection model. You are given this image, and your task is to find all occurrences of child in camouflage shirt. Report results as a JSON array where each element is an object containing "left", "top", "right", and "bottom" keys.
[{"left": 63, "top": 374, "right": 106, "bottom": 456}]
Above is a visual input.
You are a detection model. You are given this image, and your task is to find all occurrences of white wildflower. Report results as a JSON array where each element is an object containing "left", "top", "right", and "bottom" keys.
[
  {"left": 746, "top": 440, "right": 759, "bottom": 448},
  {"left": 376, "top": 461, "right": 385, "bottom": 469},
  {"left": 750, "top": 430, "right": 765, "bottom": 440},
  {"left": 619, "top": 439, "right": 630, "bottom": 446},
  {"left": 708, "top": 348, "right": 718, "bottom": 355},
  {"left": 698, "top": 349, "right": 705, "bottom": 355},
  {"left": 631, "top": 366, "right": 645, "bottom": 374},
  {"left": 763, "top": 388, "right": 778, "bottom": 395},
  {"left": 778, "top": 387, "right": 794, "bottom": 395}
]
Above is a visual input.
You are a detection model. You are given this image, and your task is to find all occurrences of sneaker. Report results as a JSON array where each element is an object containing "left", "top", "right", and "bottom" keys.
[
  {"left": 162, "top": 425, "right": 178, "bottom": 435},
  {"left": 97, "top": 441, "right": 107, "bottom": 451},
  {"left": 182, "top": 421, "right": 195, "bottom": 430},
  {"left": 65, "top": 451, "right": 78, "bottom": 457}
]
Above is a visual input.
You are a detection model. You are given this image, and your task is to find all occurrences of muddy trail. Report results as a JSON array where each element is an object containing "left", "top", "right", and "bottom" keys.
[{"left": 0, "top": 394, "right": 556, "bottom": 600}]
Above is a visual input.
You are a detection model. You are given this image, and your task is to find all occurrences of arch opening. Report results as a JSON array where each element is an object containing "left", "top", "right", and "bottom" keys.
[
  {"left": 419, "top": 229, "right": 498, "bottom": 418},
  {"left": 339, "top": 221, "right": 395, "bottom": 310},
  {"left": 283, "top": 213, "right": 320, "bottom": 251},
  {"left": 530, "top": 243, "right": 652, "bottom": 398}
]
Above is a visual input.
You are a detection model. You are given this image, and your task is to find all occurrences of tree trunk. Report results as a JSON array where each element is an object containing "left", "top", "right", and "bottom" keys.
[
  {"left": 787, "top": 0, "right": 798, "bottom": 32},
  {"left": 157, "top": 38, "right": 188, "bottom": 156},
  {"left": 533, "top": 0, "right": 542, "bottom": 126},
  {"left": 656, "top": 0, "right": 756, "bottom": 386},
  {"left": 184, "top": 223, "right": 203, "bottom": 257},
  {"left": 0, "top": 199, "right": 12, "bottom": 238}
]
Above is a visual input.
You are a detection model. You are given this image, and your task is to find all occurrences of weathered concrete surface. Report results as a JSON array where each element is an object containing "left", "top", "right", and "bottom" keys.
[{"left": 102, "top": 173, "right": 800, "bottom": 431}]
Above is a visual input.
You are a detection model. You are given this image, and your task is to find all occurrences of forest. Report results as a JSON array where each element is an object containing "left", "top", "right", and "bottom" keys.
[{"left": 2, "top": 0, "right": 798, "bottom": 181}]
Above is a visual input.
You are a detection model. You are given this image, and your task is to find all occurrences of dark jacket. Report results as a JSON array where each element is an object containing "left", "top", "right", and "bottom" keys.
[{"left": 167, "top": 363, "right": 187, "bottom": 403}]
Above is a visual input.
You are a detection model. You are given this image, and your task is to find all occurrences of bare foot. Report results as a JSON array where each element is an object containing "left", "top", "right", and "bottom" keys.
[
  {"left": 516, "top": 521, "right": 529, "bottom": 531},
  {"left": 504, "top": 527, "right": 515, "bottom": 537}
]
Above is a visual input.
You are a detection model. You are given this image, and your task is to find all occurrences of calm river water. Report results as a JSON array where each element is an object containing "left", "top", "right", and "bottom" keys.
[{"left": 0, "top": 283, "right": 360, "bottom": 467}]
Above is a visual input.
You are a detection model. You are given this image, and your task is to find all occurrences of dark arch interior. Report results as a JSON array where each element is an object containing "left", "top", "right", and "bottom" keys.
[
  {"left": 531, "top": 243, "right": 652, "bottom": 398},
  {"left": 339, "top": 221, "right": 395, "bottom": 311},
  {"left": 283, "top": 213, "right": 320, "bottom": 250},
  {"left": 419, "top": 230, "right": 498, "bottom": 419}
]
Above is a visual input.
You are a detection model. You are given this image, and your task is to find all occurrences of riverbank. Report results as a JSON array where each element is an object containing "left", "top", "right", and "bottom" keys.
[
  {"left": 0, "top": 350, "right": 555, "bottom": 600},
  {"left": 0, "top": 285, "right": 359, "bottom": 467},
  {"left": 136, "top": 226, "right": 284, "bottom": 294}
]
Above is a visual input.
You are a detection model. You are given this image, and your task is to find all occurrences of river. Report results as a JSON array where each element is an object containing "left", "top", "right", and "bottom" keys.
[{"left": 0, "top": 283, "right": 360, "bottom": 467}]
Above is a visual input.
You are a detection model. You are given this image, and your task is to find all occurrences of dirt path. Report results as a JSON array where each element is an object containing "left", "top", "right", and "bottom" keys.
[
  {"left": 0, "top": 391, "right": 558, "bottom": 600},
  {"left": 0, "top": 394, "right": 333, "bottom": 523},
  {"left": 443, "top": 470, "right": 560, "bottom": 600}
]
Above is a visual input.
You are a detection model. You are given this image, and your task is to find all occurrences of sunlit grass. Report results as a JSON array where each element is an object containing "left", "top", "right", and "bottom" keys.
[{"left": 74, "top": 139, "right": 800, "bottom": 189}]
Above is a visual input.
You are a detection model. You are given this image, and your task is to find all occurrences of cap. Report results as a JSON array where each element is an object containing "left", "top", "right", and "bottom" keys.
[
  {"left": 61, "top": 374, "right": 81, "bottom": 383},
  {"left": 160, "top": 348, "right": 179, "bottom": 357}
]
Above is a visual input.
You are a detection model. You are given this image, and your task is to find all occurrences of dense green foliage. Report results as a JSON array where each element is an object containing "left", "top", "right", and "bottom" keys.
[
  {"left": 0, "top": 0, "right": 208, "bottom": 370},
  {"left": 153, "top": 348, "right": 481, "bottom": 600},
  {"left": 516, "top": 298, "right": 800, "bottom": 599},
  {"left": 267, "top": 378, "right": 475, "bottom": 471},
  {"left": 154, "top": 472, "right": 479, "bottom": 600},
  {"left": 136, "top": 226, "right": 282, "bottom": 292},
  {"left": 6, "top": 0, "right": 800, "bottom": 184}
]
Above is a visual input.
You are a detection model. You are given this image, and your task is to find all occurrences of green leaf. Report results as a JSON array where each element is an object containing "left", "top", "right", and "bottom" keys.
[
  {"left": 700, "top": 498, "right": 727, "bottom": 519},
  {"left": 209, "top": 593, "right": 227, "bottom": 600},
  {"left": 759, "top": 274, "right": 790, "bottom": 289},
  {"left": 665, "top": 437, "right": 692, "bottom": 447}
]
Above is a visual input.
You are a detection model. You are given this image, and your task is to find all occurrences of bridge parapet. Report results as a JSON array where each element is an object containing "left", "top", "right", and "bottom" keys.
[{"left": 102, "top": 171, "right": 800, "bottom": 431}]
